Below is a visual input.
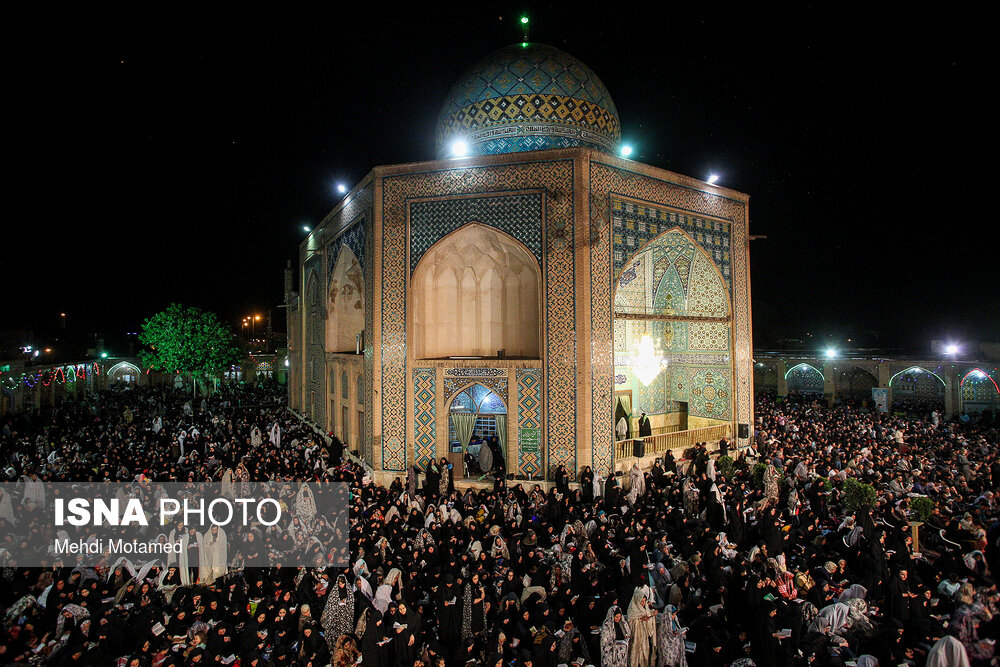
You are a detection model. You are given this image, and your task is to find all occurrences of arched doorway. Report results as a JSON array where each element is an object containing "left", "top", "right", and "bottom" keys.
[
  {"left": 1, "top": 387, "right": 13, "bottom": 414},
  {"left": 785, "top": 363, "right": 824, "bottom": 396},
  {"left": 754, "top": 362, "right": 779, "bottom": 393},
  {"left": 837, "top": 366, "right": 877, "bottom": 400},
  {"left": 889, "top": 367, "right": 945, "bottom": 411},
  {"left": 960, "top": 369, "right": 1000, "bottom": 416},
  {"left": 448, "top": 383, "right": 507, "bottom": 477},
  {"left": 107, "top": 361, "right": 141, "bottom": 385}
]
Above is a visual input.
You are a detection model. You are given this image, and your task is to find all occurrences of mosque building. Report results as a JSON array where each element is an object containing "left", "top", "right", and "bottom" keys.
[{"left": 285, "top": 42, "right": 754, "bottom": 483}]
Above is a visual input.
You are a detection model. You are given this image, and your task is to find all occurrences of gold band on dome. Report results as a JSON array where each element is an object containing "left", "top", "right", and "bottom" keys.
[{"left": 440, "top": 93, "right": 620, "bottom": 139}]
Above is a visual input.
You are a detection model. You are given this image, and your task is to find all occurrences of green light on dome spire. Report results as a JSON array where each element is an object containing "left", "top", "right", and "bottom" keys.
[{"left": 520, "top": 15, "right": 530, "bottom": 42}]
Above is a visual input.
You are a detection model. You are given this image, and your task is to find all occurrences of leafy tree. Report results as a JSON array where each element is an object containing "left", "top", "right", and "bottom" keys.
[
  {"left": 909, "top": 496, "right": 935, "bottom": 523},
  {"left": 716, "top": 455, "right": 735, "bottom": 478},
  {"left": 842, "top": 477, "right": 877, "bottom": 511},
  {"left": 139, "top": 303, "right": 241, "bottom": 396}
]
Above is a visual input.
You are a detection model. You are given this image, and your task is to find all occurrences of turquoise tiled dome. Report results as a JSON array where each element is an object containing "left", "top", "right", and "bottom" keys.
[{"left": 436, "top": 43, "right": 620, "bottom": 158}]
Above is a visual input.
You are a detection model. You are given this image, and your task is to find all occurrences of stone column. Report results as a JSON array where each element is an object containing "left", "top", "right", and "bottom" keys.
[
  {"left": 823, "top": 361, "right": 836, "bottom": 407},
  {"left": 776, "top": 359, "right": 788, "bottom": 398},
  {"left": 944, "top": 367, "right": 959, "bottom": 418}
]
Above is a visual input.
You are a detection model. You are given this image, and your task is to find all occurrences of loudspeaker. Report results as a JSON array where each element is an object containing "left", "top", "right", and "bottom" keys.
[
  {"left": 738, "top": 423, "right": 750, "bottom": 439},
  {"left": 632, "top": 439, "right": 646, "bottom": 458}
]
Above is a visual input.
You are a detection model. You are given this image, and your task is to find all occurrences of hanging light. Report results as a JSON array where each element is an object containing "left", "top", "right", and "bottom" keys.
[{"left": 627, "top": 334, "right": 668, "bottom": 386}]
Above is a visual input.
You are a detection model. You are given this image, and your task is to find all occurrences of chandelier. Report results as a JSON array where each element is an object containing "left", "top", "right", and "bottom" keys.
[{"left": 627, "top": 334, "right": 668, "bottom": 386}]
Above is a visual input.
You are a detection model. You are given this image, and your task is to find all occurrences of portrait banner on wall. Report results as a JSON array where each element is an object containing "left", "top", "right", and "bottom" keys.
[{"left": 871, "top": 388, "right": 888, "bottom": 413}]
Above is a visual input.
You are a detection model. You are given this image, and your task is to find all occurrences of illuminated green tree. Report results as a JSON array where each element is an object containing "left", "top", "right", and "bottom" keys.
[{"left": 139, "top": 303, "right": 241, "bottom": 396}]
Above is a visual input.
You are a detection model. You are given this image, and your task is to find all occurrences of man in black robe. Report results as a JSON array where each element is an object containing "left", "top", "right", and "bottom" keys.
[{"left": 638, "top": 412, "right": 652, "bottom": 437}]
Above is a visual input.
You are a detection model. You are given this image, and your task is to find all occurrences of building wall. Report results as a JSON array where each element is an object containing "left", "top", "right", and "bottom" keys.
[
  {"left": 291, "top": 147, "right": 754, "bottom": 479},
  {"left": 587, "top": 156, "right": 753, "bottom": 474}
]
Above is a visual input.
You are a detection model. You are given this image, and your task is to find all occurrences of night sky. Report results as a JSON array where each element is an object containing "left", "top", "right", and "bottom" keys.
[{"left": 4, "top": 5, "right": 994, "bottom": 354}]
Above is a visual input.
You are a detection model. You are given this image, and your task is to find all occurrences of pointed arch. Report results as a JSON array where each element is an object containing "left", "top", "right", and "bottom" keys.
[
  {"left": 960, "top": 368, "right": 1000, "bottom": 413},
  {"left": 836, "top": 366, "right": 878, "bottom": 398},
  {"left": 411, "top": 223, "right": 541, "bottom": 359},
  {"left": 960, "top": 369, "right": 1000, "bottom": 393},
  {"left": 785, "top": 363, "right": 825, "bottom": 395},
  {"left": 107, "top": 361, "right": 141, "bottom": 384},
  {"left": 446, "top": 382, "right": 508, "bottom": 414},
  {"left": 889, "top": 366, "right": 945, "bottom": 387},
  {"left": 327, "top": 244, "right": 365, "bottom": 353},
  {"left": 614, "top": 226, "right": 730, "bottom": 319},
  {"left": 784, "top": 363, "right": 824, "bottom": 380}
]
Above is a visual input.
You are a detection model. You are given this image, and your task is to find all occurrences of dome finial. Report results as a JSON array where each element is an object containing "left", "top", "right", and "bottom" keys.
[{"left": 520, "top": 15, "right": 530, "bottom": 42}]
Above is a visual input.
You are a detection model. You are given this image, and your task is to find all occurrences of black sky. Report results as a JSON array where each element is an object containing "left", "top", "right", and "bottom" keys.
[{"left": 4, "top": 4, "right": 995, "bottom": 353}]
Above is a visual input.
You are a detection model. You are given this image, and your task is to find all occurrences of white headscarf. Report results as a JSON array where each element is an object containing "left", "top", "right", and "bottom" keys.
[
  {"left": 808, "top": 602, "right": 851, "bottom": 635},
  {"left": 627, "top": 585, "right": 653, "bottom": 621},
  {"left": 926, "top": 635, "right": 971, "bottom": 667}
]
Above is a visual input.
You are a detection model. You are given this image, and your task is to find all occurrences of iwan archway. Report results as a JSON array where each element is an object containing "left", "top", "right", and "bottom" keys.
[{"left": 613, "top": 226, "right": 734, "bottom": 439}]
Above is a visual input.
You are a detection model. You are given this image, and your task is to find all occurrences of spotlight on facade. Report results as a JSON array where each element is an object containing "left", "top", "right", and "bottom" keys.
[
  {"left": 825, "top": 348, "right": 837, "bottom": 359},
  {"left": 100, "top": 352, "right": 108, "bottom": 358},
  {"left": 707, "top": 173, "right": 720, "bottom": 185},
  {"left": 451, "top": 140, "right": 468, "bottom": 157},
  {"left": 303, "top": 226, "right": 311, "bottom": 233},
  {"left": 620, "top": 144, "right": 633, "bottom": 158},
  {"left": 945, "top": 344, "right": 958, "bottom": 355},
  {"left": 336, "top": 183, "right": 347, "bottom": 194}
]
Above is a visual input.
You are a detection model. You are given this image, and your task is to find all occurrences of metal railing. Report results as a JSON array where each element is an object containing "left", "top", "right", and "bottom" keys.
[{"left": 614, "top": 423, "right": 732, "bottom": 460}]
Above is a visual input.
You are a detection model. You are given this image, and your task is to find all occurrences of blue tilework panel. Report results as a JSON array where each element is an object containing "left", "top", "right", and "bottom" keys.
[
  {"left": 328, "top": 221, "right": 366, "bottom": 287},
  {"left": 413, "top": 368, "right": 436, "bottom": 469},
  {"left": 409, "top": 193, "right": 543, "bottom": 273},
  {"left": 516, "top": 368, "right": 543, "bottom": 477},
  {"left": 611, "top": 199, "right": 732, "bottom": 294}
]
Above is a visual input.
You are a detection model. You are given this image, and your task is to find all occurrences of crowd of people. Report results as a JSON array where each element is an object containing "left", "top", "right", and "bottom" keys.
[{"left": 0, "top": 384, "right": 997, "bottom": 667}]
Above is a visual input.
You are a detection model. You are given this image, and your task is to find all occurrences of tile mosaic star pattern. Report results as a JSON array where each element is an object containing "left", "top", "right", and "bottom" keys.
[
  {"left": 689, "top": 368, "right": 730, "bottom": 420},
  {"left": 611, "top": 199, "right": 732, "bottom": 293},
  {"left": 409, "top": 193, "right": 543, "bottom": 273},
  {"left": 413, "top": 368, "right": 436, "bottom": 469},
  {"left": 380, "top": 159, "right": 577, "bottom": 473}
]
